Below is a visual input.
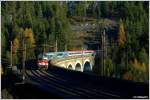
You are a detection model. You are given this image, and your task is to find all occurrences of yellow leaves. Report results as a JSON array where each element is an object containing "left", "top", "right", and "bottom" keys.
[
  {"left": 12, "top": 28, "right": 36, "bottom": 54},
  {"left": 132, "top": 58, "right": 146, "bottom": 72},
  {"left": 118, "top": 19, "right": 126, "bottom": 48},
  {"left": 123, "top": 71, "right": 132, "bottom": 80},
  {"left": 12, "top": 37, "right": 19, "bottom": 54},
  {"left": 24, "top": 28, "right": 35, "bottom": 47}
]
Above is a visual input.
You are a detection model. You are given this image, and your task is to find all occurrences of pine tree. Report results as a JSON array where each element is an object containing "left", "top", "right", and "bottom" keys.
[
  {"left": 101, "top": 2, "right": 109, "bottom": 18},
  {"left": 105, "top": 58, "right": 114, "bottom": 77},
  {"left": 24, "top": 28, "right": 36, "bottom": 59},
  {"left": 12, "top": 37, "right": 19, "bottom": 54},
  {"left": 118, "top": 19, "right": 126, "bottom": 48},
  {"left": 96, "top": 2, "right": 101, "bottom": 19},
  {"left": 12, "top": 37, "right": 19, "bottom": 64},
  {"left": 24, "top": 28, "right": 35, "bottom": 47},
  {"left": 138, "top": 48, "right": 148, "bottom": 65},
  {"left": 1, "top": 32, "right": 6, "bottom": 54}
]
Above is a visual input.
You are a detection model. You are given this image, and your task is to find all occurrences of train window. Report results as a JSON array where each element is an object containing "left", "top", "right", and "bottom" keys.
[
  {"left": 69, "top": 52, "right": 82, "bottom": 55},
  {"left": 47, "top": 55, "right": 53, "bottom": 59},
  {"left": 57, "top": 53, "right": 64, "bottom": 57},
  {"left": 43, "top": 54, "right": 47, "bottom": 57},
  {"left": 43, "top": 57, "right": 48, "bottom": 60},
  {"left": 85, "top": 52, "right": 92, "bottom": 53}
]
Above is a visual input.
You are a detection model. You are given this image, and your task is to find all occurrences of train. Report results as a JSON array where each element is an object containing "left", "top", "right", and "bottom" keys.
[{"left": 37, "top": 50, "right": 96, "bottom": 70}]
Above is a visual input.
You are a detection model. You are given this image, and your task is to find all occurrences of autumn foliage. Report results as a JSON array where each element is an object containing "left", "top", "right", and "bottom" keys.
[
  {"left": 123, "top": 71, "right": 132, "bottom": 80},
  {"left": 118, "top": 19, "right": 126, "bottom": 48},
  {"left": 12, "top": 37, "right": 19, "bottom": 54},
  {"left": 24, "top": 28, "right": 35, "bottom": 47},
  {"left": 132, "top": 58, "right": 146, "bottom": 72}
]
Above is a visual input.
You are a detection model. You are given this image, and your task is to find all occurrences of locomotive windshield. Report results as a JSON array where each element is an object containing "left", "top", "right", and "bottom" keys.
[{"left": 38, "top": 53, "right": 48, "bottom": 60}]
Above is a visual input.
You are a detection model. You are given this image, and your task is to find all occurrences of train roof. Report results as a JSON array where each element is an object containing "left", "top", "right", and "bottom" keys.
[
  {"left": 44, "top": 50, "right": 95, "bottom": 54},
  {"left": 46, "top": 52, "right": 65, "bottom": 55},
  {"left": 66, "top": 50, "right": 95, "bottom": 52},
  {"left": 45, "top": 52, "right": 55, "bottom": 55}
]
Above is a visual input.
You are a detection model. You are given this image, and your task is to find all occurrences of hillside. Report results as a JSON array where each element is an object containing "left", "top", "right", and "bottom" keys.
[{"left": 1, "top": 1, "right": 149, "bottom": 82}]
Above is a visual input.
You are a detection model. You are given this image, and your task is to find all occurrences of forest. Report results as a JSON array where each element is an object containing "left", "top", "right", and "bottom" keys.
[{"left": 1, "top": 1, "right": 149, "bottom": 82}]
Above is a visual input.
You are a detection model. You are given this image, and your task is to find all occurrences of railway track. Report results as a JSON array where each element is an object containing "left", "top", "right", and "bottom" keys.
[
  {"left": 11, "top": 66, "right": 148, "bottom": 99},
  {"left": 26, "top": 70, "right": 120, "bottom": 98},
  {"left": 25, "top": 69, "right": 121, "bottom": 98}
]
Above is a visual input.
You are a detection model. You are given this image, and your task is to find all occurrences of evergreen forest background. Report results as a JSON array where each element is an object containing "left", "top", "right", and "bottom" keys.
[{"left": 1, "top": 1, "right": 149, "bottom": 82}]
